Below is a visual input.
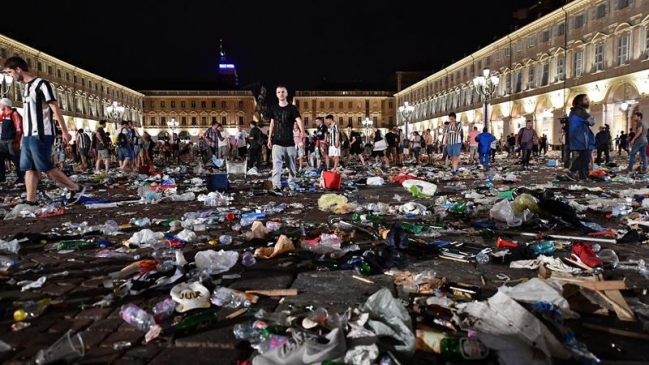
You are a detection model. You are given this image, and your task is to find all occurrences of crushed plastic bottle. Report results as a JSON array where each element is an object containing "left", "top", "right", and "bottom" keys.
[
  {"left": 219, "top": 235, "right": 233, "bottom": 245},
  {"left": 241, "top": 251, "right": 256, "bottom": 267},
  {"left": 211, "top": 287, "right": 251, "bottom": 308}
]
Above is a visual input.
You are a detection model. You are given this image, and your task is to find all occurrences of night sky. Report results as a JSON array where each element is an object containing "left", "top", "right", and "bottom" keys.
[{"left": 0, "top": 0, "right": 538, "bottom": 92}]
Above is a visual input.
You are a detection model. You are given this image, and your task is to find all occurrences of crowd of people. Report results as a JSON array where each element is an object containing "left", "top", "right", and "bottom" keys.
[{"left": 0, "top": 55, "right": 646, "bottom": 205}]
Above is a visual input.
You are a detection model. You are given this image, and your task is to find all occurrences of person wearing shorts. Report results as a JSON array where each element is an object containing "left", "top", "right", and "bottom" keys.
[
  {"left": 293, "top": 121, "right": 305, "bottom": 171},
  {"left": 442, "top": 112, "right": 463, "bottom": 174},
  {"left": 325, "top": 114, "right": 341, "bottom": 171}
]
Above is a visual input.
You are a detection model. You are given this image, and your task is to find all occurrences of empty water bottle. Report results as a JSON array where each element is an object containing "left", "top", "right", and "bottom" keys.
[
  {"left": 151, "top": 298, "right": 176, "bottom": 322},
  {"left": 120, "top": 304, "right": 156, "bottom": 332},
  {"left": 475, "top": 249, "right": 491, "bottom": 265},
  {"left": 0, "top": 255, "right": 18, "bottom": 269},
  {"left": 219, "top": 235, "right": 233, "bottom": 245},
  {"left": 530, "top": 240, "right": 556, "bottom": 255},
  {"left": 242, "top": 251, "right": 256, "bottom": 267},
  {"left": 210, "top": 287, "right": 250, "bottom": 308}
]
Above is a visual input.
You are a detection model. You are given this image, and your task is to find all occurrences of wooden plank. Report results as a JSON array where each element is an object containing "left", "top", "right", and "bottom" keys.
[
  {"left": 594, "top": 290, "right": 635, "bottom": 321},
  {"left": 245, "top": 289, "right": 298, "bottom": 297},
  {"left": 553, "top": 278, "right": 627, "bottom": 291},
  {"left": 582, "top": 323, "right": 649, "bottom": 340}
]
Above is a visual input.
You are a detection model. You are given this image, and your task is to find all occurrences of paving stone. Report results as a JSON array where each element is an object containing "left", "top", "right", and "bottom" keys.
[
  {"left": 122, "top": 344, "right": 162, "bottom": 362},
  {"left": 6, "top": 332, "right": 62, "bottom": 365},
  {"left": 41, "top": 283, "right": 76, "bottom": 297},
  {"left": 75, "top": 346, "right": 125, "bottom": 365},
  {"left": 88, "top": 318, "right": 124, "bottom": 332},
  {"left": 79, "top": 330, "right": 110, "bottom": 349},
  {"left": 81, "top": 276, "right": 107, "bottom": 288},
  {"left": 101, "top": 330, "right": 144, "bottom": 348},
  {"left": 48, "top": 318, "right": 93, "bottom": 334},
  {"left": 75, "top": 307, "right": 113, "bottom": 320},
  {"left": 149, "top": 347, "right": 242, "bottom": 365},
  {"left": 276, "top": 270, "right": 394, "bottom": 313},
  {"left": 173, "top": 314, "right": 251, "bottom": 349},
  {"left": 228, "top": 271, "right": 294, "bottom": 292}
]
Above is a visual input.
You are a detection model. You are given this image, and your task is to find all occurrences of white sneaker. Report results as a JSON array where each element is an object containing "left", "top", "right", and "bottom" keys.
[{"left": 252, "top": 328, "right": 346, "bottom": 365}]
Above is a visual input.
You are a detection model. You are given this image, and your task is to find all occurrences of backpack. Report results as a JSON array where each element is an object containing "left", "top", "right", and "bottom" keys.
[
  {"left": 117, "top": 132, "right": 128, "bottom": 147},
  {"left": 81, "top": 133, "right": 91, "bottom": 148}
]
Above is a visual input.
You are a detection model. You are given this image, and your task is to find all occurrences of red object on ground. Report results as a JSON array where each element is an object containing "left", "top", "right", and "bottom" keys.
[{"left": 572, "top": 242, "right": 603, "bottom": 267}]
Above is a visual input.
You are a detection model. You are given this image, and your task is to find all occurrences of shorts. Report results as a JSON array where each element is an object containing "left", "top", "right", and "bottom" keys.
[
  {"left": 238, "top": 146, "right": 247, "bottom": 157},
  {"left": 118, "top": 147, "right": 132, "bottom": 161},
  {"left": 79, "top": 147, "right": 89, "bottom": 157},
  {"left": 21, "top": 135, "right": 55, "bottom": 172},
  {"left": 413, "top": 146, "right": 422, "bottom": 158},
  {"left": 386, "top": 147, "right": 397, "bottom": 159},
  {"left": 447, "top": 143, "right": 462, "bottom": 157},
  {"left": 469, "top": 145, "right": 478, "bottom": 156},
  {"left": 318, "top": 143, "right": 328, "bottom": 158},
  {"left": 371, "top": 150, "right": 385, "bottom": 158},
  {"left": 426, "top": 144, "right": 434, "bottom": 155},
  {"left": 297, "top": 145, "right": 305, "bottom": 158},
  {"left": 328, "top": 146, "right": 341, "bottom": 157},
  {"left": 97, "top": 149, "right": 109, "bottom": 160}
]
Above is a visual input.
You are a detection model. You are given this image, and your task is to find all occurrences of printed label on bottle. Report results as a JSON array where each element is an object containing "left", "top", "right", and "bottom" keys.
[
  {"left": 416, "top": 329, "right": 446, "bottom": 353},
  {"left": 460, "top": 338, "right": 489, "bottom": 359}
]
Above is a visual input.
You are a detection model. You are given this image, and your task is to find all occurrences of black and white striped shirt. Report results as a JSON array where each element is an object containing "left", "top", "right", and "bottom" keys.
[
  {"left": 329, "top": 124, "right": 340, "bottom": 146},
  {"left": 22, "top": 78, "right": 57, "bottom": 137},
  {"left": 443, "top": 121, "right": 463, "bottom": 145}
]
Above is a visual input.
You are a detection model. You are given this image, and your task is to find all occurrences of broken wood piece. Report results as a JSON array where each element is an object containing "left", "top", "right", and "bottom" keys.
[
  {"left": 553, "top": 278, "right": 627, "bottom": 291},
  {"left": 582, "top": 323, "right": 649, "bottom": 340},
  {"left": 593, "top": 290, "right": 635, "bottom": 321},
  {"left": 438, "top": 255, "right": 470, "bottom": 263},
  {"left": 245, "top": 289, "right": 298, "bottom": 297},
  {"left": 352, "top": 275, "right": 375, "bottom": 284},
  {"left": 225, "top": 308, "right": 247, "bottom": 319},
  {"left": 563, "top": 257, "right": 594, "bottom": 272}
]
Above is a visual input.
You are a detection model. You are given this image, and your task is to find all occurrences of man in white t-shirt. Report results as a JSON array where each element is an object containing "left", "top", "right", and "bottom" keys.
[
  {"left": 217, "top": 124, "right": 229, "bottom": 160},
  {"left": 234, "top": 124, "right": 248, "bottom": 159}
]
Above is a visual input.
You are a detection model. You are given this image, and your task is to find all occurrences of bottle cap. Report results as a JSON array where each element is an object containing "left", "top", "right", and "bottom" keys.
[{"left": 14, "top": 309, "right": 26, "bottom": 321}]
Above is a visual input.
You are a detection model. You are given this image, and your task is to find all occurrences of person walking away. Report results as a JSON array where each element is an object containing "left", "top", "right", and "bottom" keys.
[
  {"left": 567, "top": 94, "right": 596, "bottom": 180},
  {"left": 0, "top": 98, "right": 24, "bottom": 184},
  {"left": 594, "top": 125, "right": 611, "bottom": 165},
  {"left": 3, "top": 56, "right": 88, "bottom": 205},
  {"left": 76, "top": 128, "right": 91, "bottom": 172},
  {"left": 467, "top": 126, "right": 479, "bottom": 165},
  {"left": 515, "top": 119, "right": 537, "bottom": 170},
  {"left": 346, "top": 125, "right": 365, "bottom": 167},
  {"left": 235, "top": 123, "right": 248, "bottom": 160},
  {"left": 267, "top": 85, "right": 304, "bottom": 193},
  {"left": 247, "top": 121, "right": 263, "bottom": 171},
  {"left": 618, "top": 131, "right": 629, "bottom": 156},
  {"left": 626, "top": 112, "right": 647, "bottom": 174},
  {"left": 475, "top": 127, "right": 496, "bottom": 170},
  {"left": 93, "top": 120, "right": 111, "bottom": 173},
  {"left": 293, "top": 121, "right": 306, "bottom": 171}
]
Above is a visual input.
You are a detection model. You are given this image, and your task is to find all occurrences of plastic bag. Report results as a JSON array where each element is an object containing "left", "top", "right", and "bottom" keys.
[{"left": 489, "top": 199, "right": 522, "bottom": 227}]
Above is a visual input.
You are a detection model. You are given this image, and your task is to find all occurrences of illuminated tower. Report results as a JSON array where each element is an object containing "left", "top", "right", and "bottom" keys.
[{"left": 218, "top": 39, "right": 238, "bottom": 87}]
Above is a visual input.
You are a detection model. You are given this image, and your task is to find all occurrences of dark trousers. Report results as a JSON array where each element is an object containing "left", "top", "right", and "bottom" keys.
[
  {"left": 596, "top": 146, "right": 610, "bottom": 164},
  {"left": 0, "top": 140, "right": 23, "bottom": 181},
  {"left": 248, "top": 146, "right": 262, "bottom": 170},
  {"left": 570, "top": 150, "right": 591, "bottom": 179},
  {"left": 521, "top": 148, "right": 532, "bottom": 168}
]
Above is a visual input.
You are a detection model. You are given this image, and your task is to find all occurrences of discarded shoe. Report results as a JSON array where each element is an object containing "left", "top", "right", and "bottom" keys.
[
  {"left": 252, "top": 327, "right": 346, "bottom": 365},
  {"left": 571, "top": 242, "right": 602, "bottom": 268}
]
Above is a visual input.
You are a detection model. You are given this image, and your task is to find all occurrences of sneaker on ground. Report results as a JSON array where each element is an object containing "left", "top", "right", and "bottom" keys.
[
  {"left": 571, "top": 242, "right": 602, "bottom": 268},
  {"left": 252, "top": 327, "right": 346, "bottom": 365},
  {"left": 64, "top": 185, "right": 87, "bottom": 205}
]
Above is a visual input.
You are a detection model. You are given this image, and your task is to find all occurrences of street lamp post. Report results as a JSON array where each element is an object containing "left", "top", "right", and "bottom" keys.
[
  {"left": 167, "top": 117, "right": 179, "bottom": 142},
  {"left": 106, "top": 101, "right": 125, "bottom": 132},
  {"left": 362, "top": 117, "right": 373, "bottom": 144},
  {"left": 473, "top": 68, "right": 500, "bottom": 132},
  {"left": 398, "top": 101, "right": 414, "bottom": 139},
  {"left": 0, "top": 73, "right": 13, "bottom": 98}
]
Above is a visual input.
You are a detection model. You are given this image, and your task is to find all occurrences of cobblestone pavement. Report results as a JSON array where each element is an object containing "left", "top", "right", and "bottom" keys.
[{"left": 0, "top": 154, "right": 648, "bottom": 364}]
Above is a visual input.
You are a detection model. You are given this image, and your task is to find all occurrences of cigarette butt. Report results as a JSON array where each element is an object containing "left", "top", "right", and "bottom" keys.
[
  {"left": 480, "top": 275, "right": 486, "bottom": 286},
  {"left": 352, "top": 275, "right": 375, "bottom": 284}
]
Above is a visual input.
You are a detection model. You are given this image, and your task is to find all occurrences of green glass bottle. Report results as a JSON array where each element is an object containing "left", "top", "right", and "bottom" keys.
[
  {"left": 440, "top": 337, "right": 489, "bottom": 360},
  {"left": 162, "top": 309, "right": 220, "bottom": 336},
  {"left": 451, "top": 202, "right": 467, "bottom": 213},
  {"left": 57, "top": 240, "right": 95, "bottom": 250},
  {"left": 400, "top": 223, "right": 424, "bottom": 234}
]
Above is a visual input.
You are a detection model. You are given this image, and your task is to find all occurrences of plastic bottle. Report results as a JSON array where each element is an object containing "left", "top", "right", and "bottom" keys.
[
  {"left": 151, "top": 298, "right": 176, "bottom": 322},
  {"left": 219, "top": 235, "right": 233, "bottom": 245},
  {"left": 210, "top": 287, "right": 251, "bottom": 308},
  {"left": 14, "top": 298, "right": 52, "bottom": 321},
  {"left": 0, "top": 255, "right": 18, "bottom": 268},
  {"left": 475, "top": 249, "right": 491, "bottom": 265},
  {"left": 440, "top": 337, "right": 489, "bottom": 360},
  {"left": 351, "top": 213, "right": 385, "bottom": 223},
  {"left": 241, "top": 251, "right": 256, "bottom": 267},
  {"left": 240, "top": 217, "right": 255, "bottom": 227},
  {"left": 529, "top": 240, "right": 556, "bottom": 255},
  {"left": 120, "top": 304, "right": 156, "bottom": 332}
]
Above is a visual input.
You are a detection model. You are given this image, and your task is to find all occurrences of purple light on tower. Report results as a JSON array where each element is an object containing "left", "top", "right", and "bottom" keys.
[{"left": 218, "top": 39, "right": 238, "bottom": 87}]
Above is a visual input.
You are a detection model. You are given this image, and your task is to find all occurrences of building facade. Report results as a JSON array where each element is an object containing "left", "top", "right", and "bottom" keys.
[
  {"left": 141, "top": 90, "right": 256, "bottom": 140},
  {"left": 293, "top": 90, "right": 396, "bottom": 134},
  {"left": 395, "top": 0, "right": 648, "bottom": 147},
  {"left": 0, "top": 34, "right": 143, "bottom": 137}
]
